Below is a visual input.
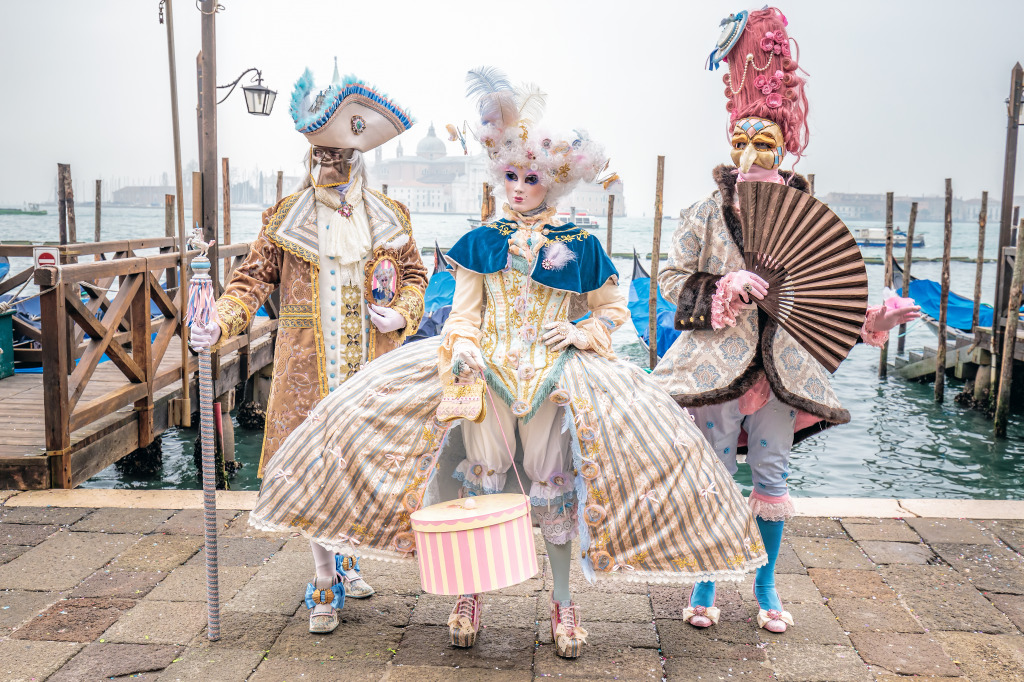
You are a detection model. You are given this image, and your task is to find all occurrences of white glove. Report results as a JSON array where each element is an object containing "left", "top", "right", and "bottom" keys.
[
  {"left": 452, "top": 339, "right": 486, "bottom": 379},
  {"left": 368, "top": 304, "right": 406, "bottom": 333},
  {"left": 189, "top": 317, "right": 222, "bottom": 351},
  {"left": 541, "top": 321, "right": 591, "bottom": 351}
]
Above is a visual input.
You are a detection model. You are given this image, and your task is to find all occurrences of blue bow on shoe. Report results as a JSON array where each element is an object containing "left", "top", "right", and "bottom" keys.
[
  {"left": 336, "top": 554, "right": 361, "bottom": 574},
  {"left": 304, "top": 581, "right": 345, "bottom": 610}
]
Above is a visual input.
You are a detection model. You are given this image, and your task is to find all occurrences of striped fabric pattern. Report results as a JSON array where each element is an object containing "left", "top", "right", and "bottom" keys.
[{"left": 250, "top": 337, "right": 767, "bottom": 585}]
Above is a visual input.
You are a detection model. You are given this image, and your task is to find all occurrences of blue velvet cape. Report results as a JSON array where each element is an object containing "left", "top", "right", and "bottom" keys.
[{"left": 445, "top": 219, "right": 618, "bottom": 294}]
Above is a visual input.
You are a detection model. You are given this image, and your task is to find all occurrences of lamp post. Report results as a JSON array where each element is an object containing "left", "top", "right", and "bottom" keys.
[{"left": 218, "top": 67, "right": 277, "bottom": 116}]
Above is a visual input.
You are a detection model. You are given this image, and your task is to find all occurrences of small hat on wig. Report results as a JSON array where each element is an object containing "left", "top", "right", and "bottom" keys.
[
  {"left": 709, "top": 7, "right": 809, "bottom": 160},
  {"left": 456, "top": 67, "right": 618, "bottom": 203},
  {"left": 289, "top": 69, "right": 414, "bottom": 152}
]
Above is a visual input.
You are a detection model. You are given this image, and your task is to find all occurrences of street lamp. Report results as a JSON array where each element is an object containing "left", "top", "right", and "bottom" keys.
[{"left": 217, "top": 68, "right": 276, "bottom": 116}]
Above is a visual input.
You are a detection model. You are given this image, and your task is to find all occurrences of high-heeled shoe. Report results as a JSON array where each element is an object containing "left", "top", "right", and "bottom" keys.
[
  {"left": 448, "top": 593, "right": 482, "bottom": 648},
  {"left": 551, "top": 597, "right": 588, "bottom": 658}
]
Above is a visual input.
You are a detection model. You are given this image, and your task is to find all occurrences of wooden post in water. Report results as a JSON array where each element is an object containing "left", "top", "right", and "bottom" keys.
[
  {"left": 807, "top": 173, "right": 815, "bottom": 196},
  {"left": 382, "top": 184, "right": 388, "bottom": 196},
  {"left": 995, "top": 217, "right": 1024, "bottom": 437},
  {"left": 57, "top": 164, "right": 77, "bottom": 245},
  {"left": 94, "top": 180, "right": 101, "bottom": 242},
  {"left": 649, "top": 156, "right": 665, "bottom": 370},
  {"left": 222, "top": 157, "right": 231, "bottom": 278},
  {"left": 972, "top": 192, "right": 989, "bottom": 332},
  {"left": 935, "top": 179, "right": 953, "bottom": 403},
  {"left": 165, "top": 194, "right": 175, "bottom": 238},
  {"left": 879, "top": 192, "right": 894, "bottom": 378},
  {"left": 606, "top": 194, "right": 615, "bottom": 255},
  {"left": 897, "top": 202, "right": 919, "bottom": 354},
  {"left": 275, "top": 171, "right": 283, "bottom": 203},
  {"left": 993, "top": 63, "right": 1023, "bottom": 361}
]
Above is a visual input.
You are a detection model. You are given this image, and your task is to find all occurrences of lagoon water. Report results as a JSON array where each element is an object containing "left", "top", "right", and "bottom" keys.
[{"left": 3, "top": 202, "right": 1022, "bottom": 498}]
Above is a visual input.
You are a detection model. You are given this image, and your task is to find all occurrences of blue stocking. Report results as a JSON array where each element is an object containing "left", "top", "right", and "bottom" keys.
[
  {"left": 754, "top": 516, "right": 784, "bottom": 612},
  {"left": 690, "top": 579, "right": 716, "bottom": 608}
]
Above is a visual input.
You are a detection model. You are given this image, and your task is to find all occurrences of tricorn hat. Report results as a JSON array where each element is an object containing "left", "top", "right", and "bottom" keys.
[{"left": 289, "top": 69, "right": 414, "bottom": 152}]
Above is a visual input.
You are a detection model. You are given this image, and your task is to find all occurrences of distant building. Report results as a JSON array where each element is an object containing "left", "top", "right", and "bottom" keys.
[
  {"left": 819, "top": 192, "right": 1024, "bottom": 223},
  {"left": 370, "top": 124, "right": 626, "bottom": 216},
  {"left": 111, "top": 186, "right": 176, "bottom": 207}
]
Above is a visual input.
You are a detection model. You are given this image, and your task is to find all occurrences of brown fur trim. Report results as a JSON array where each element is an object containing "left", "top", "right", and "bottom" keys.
[
  {"left": 674, "top": 272, "right": 722, "bottom": 330},
  {"left": 712, "top": 165, "right": 810, "bottom": 251},
  {"left": 760, "top": 318, "right": 852, "bottom": 425}
]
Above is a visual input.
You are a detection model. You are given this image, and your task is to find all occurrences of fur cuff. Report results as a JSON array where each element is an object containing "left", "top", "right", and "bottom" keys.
[
  {"left": 675, "top": 272, "right": 722, "bottom": 330},
  {"left": 748, "top": 491, "right": 796, "bottom": 522}
]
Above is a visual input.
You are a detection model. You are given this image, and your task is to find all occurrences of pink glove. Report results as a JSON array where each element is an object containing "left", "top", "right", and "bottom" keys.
[
  {"left": 189, "top": 316, "right": 221, "bottom": 351},
  {"left": 867, "top": 289, "right": 922, "bottom": 333},
  {"left": 711, "top": 270, "right": 769, "bottom": 330},
  {"left": 368, "top": 304, "right": 406, "bottom": 333}
]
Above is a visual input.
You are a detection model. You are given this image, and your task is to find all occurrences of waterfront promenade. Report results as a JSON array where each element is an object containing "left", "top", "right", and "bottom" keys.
[{"left": 1, "top": 491, "right": 1023, "bottom": 681}]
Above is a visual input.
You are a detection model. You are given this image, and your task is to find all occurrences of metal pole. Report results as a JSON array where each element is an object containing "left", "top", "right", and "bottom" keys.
[
  {"left": 199, "top": 1, "right": 219, "bottom": 294},
  {"left": 163, "top": 0, "right": 190, "bottom": 426},
  {"left": 606, "top": 194, "right": 615, "bottom": 255},
  {"left": 995, "top": 217, "right": 1024, "bottom": 437},
  {"left": 993, "top": 63, "right": 1023, "bottom": 356},
  {"left": 936, "top": 179, "right": 953, "bottom": 403},
  {"left": 879, "top": 192, "right": 894, "bottom": 378},
  {"left": 649, "top": 156, "right": 665, "bottom": 370},
  {"left": 972, "top": 192, "right": 988, "bottom": 332},
  {"left": 898, "top": 202, "right": 918, "bottom": 354}
]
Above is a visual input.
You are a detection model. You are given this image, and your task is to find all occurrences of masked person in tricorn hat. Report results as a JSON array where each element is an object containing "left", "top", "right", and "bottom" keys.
[{"left": 190, "top": 67, "right": 427, "bottom": 634}]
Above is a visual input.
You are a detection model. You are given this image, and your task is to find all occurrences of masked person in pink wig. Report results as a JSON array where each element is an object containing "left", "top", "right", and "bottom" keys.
[{"left": 652, "top": 8, "right": 919, "bottom": 634}]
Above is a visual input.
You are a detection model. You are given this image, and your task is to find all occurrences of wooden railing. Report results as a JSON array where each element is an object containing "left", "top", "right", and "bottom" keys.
[{"left": 29, "top": 238, "right": 270, "bottom": 487}]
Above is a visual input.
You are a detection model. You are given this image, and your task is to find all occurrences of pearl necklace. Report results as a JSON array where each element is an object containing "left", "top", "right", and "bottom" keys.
[{"left": 726, "top": 52, "right": 775, "bottom": 95}]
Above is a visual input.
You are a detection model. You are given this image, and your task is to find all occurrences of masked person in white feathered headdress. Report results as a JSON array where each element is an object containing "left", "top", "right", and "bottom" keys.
[
  {"left": 189, "top": 67, "right": 428, "bottom": 635},
  {"left": 246, "top": 67, "right": 768, "bottom": 660}
]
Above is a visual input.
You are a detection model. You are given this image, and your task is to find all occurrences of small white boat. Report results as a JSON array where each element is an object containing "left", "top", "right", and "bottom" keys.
[
  {"left": 855, "top": 227, "right": 924, "bottom": 248},
  {"left": 556, "top": 211, "right": 601, "bottom": 229}
]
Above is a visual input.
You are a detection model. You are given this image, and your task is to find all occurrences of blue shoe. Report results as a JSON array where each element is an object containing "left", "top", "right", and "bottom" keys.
[
  {"left": 305, "top": 573, "right": 345, "bottom": 634},
  {"left": 336, "top": 554, "right": 375, "bottom": 599}
]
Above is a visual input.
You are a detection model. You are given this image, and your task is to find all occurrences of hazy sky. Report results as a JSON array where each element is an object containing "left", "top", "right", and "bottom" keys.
[{"left": 2, "top": 0, "right": 1024, "bottom": 216}]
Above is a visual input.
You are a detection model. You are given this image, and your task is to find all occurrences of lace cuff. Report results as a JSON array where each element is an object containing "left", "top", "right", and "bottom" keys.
[
  {"left": 861, "top": 305, "right": 888, "bottom": 348},
  {"left": 711, "top": 272, "right": 746, "bottom": 330}
]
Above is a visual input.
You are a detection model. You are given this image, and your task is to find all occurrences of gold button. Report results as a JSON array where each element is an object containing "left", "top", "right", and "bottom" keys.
[
  {"left": 689, "top": 316, "right": 694, "bottom": 322},
  {"left": 699, "top": 315, "right": 704, "bottom": 321}
]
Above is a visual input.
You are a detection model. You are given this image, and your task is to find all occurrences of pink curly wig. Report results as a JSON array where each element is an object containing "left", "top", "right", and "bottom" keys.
[{"left": 722, "top": 7, "right": 809, "bottom": 160}]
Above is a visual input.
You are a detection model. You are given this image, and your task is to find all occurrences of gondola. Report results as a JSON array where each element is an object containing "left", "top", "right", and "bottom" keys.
[
  {"left": 405, "top": 241, "right": 456, "bottom": 342},
  {"left": 627, "top": 250, "right": 679, "bottom": 359}
]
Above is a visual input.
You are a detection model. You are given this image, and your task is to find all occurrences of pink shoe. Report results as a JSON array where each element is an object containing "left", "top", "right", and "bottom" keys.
[
  {"left": 683, "top": 584, "right": 720, "bottom": 628},
  {"left": 754, "top": 587, "right": 794, "bottom": 633},
  {"left": 448, "top": 594, "right": 482, "bottom": 648},
  {"left": 551, "top": 598, "right": 588, "bottom": 659}
]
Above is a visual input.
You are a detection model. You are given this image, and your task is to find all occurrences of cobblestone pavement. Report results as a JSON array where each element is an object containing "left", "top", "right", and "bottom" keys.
[{"left": 2, "top": 499, "right": 1024, "bottom": 681}]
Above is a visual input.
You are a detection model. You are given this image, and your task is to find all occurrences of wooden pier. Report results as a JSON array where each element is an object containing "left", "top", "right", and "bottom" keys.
[{"left": 0, "top": 238, "right": 277, "bottom": 489}]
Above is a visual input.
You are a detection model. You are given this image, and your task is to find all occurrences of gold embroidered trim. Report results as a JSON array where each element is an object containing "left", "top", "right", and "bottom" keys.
[
  {"left": 366, "top": 189, "right": 412, "bottom": 235},
  {"left": 279, "top": 317, "right": 315, "bottom": 329},
  {"left": 387, "top": 285, "right": 426, "bottom": 346},
  {"left": 220, "top": 294, "right": 252, "bottom": 330},
  {"left": 310, "top": 261, "right": 328, "bottom": 398},
  {"left": 265, "top": 191, "right": 319, "bottom": 265},
  {"left": 281, "top": 303, "right": 314, "bottom": 315}
]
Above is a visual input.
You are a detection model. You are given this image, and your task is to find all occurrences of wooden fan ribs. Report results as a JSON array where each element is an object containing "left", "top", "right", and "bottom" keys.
[{"left": 737, "top": 181, "right": 868, "bottom": 374}]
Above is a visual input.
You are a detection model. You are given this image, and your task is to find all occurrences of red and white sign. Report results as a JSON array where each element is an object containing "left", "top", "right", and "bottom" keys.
[{"left": 33, "top": 247, "right": 59, "bottom": 269}]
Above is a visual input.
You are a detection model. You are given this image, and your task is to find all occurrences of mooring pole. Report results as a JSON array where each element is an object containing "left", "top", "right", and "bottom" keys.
[
  {"left": 276, "top": 171, "right": 283, "bottom": 203},
  {"left": 94, "top": 180, "right": 101, "bottom": 243},
  {"left": 993, "top": 63, "right": 1023, "bottom": 359},
  {"left": 898, "top": 201, "right": 919, "bottom": 354},
  {"left": 161, "top": 0, "right": 190, "bottom": 427},
  {"left": 973, "top": 192, "right": 989, "bottom": 332},
  {"left": 606, "top": 194, "right": 615, "bottom": 255},
  {"left": 936, "top": 179, "right": 953, "bottom": 403},
  {"left": 879, "top": 192, "right": 894, "bottom": 378},
  {"left": 57, "top": 164, "right": 68, "bottom": 246},
  {"left": 807, "top": 173, "right": 815, "bottom": 196},
  {"left": 995, "top": 217, "right": 1024, "bottom": 437},
  {"left": 198, "top": 1, "right": 219, "bottom": 295},
  {"left": 382, "top": 183, "right": 388, "bottom": 197},
  {"left": 649, "top": 156, "right": 665, "bottom": 370},
  {"left": 222, "top": 157, "right": 231, "bottom": 278}
]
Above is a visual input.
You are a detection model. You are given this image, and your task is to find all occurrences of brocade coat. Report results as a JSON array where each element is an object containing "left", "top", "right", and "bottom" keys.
[
  {"left": 213, "top": 187, "right": 427, "bottom": 473},
  {"left": 651, "top": 166, "right": 849, "bottom": 444}
]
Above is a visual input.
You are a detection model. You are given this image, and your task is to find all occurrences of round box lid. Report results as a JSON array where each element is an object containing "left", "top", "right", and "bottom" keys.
[{"left": 411, "top": 493, "right": 530, "bottom": 533}]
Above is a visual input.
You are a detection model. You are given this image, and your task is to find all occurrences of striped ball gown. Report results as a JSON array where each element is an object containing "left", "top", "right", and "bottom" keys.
[{"left": 250, "top": 336, "right": 767, "bottom": 584}]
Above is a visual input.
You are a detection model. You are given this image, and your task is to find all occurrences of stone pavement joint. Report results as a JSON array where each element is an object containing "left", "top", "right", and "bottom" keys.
[{"left": 1, "top": 491, "right": 1023, "bottom": 681}]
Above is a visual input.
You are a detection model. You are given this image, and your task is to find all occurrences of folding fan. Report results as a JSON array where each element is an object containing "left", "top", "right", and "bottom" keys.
[{"left": 737, "top": 181, "right": 868, "bottom": 373}]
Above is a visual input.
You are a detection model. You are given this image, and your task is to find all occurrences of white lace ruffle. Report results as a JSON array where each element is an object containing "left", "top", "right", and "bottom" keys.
[{"left": 452, "top": 459, "right": 506, "bottom": 495}]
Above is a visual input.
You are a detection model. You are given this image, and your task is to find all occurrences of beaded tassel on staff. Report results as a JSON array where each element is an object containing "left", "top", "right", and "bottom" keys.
[{"left": 184, "top": 237, "right": 220, "bottom": 641}]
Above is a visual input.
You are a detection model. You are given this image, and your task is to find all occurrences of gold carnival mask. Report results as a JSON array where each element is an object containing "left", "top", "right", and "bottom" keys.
[{"left": 730, "top": 117, "right": 785, "bottom": 172}]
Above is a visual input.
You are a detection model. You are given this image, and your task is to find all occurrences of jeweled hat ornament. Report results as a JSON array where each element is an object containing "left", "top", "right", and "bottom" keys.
[{"left": 290, "top": 69, "right": 414, "bottom": 152}]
